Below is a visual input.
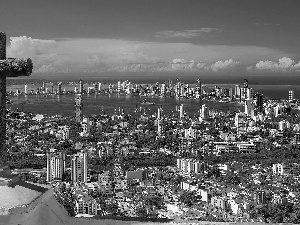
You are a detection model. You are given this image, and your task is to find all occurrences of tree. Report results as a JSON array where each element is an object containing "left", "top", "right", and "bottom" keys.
[{"left": 179, "top": 190, "right": 201, "bottom": 207}]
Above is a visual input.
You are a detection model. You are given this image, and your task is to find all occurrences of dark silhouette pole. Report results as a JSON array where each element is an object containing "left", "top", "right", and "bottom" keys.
[{"left": 0, "top": 32, "right": 33, "bottom": 169}]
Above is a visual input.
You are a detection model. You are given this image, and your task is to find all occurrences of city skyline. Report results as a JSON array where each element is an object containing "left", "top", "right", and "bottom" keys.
[{"left": 1, "top": 0, "right": 300, "bottom": 76}]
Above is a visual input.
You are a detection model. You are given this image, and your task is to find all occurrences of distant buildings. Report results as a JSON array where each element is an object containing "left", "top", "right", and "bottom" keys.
[
  {"left": 273, "top": 163, "right": 300, "bottom": 176},
  {"left": 177, "top": 158, "right": 205, "bottom": 174},
  {"left": 71, "top": 152, "right": 88, "bottom": 183}
]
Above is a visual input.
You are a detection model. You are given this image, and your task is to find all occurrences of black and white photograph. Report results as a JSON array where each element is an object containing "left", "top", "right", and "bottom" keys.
[{"left": 1, "top": 0, "right": 300, "bottom": 224}]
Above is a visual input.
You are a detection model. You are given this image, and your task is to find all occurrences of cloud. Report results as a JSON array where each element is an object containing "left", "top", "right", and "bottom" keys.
[
  {"left": 210, "top": 59, "right": 240, "bottom": 72},
  {"left": 254, "top": 22, "right": 280, "bottom": 26},
  {"left": 5, "top": 36, "right": 293, "bottom": 74},
  {"left": 250, "top": 57, "right": 300, "bottom": 72},
  {"left": 170, "top": 59, "right": 208, "bottom": 72},
  {"left": 34, "top": 64, "right": 57, "bottom": 73},
  {"left": 7, "top": 36, "right": 57, "bottom": 56},
  {"left": 6, "top": 36, "right": 59, "bottom": 73},
  {"left": 155, "top": 28, "right": 219, "bottom": 38},
  {"left": 109, "top": 58, "right": 240, "bottom": 73}
]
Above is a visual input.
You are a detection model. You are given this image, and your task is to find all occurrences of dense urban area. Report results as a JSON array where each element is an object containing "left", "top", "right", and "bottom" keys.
[{"left": 4, "top": 78, "right": 300, "bottom": 223}]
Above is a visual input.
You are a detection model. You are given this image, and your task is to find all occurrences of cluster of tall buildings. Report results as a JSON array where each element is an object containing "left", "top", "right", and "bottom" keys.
[
  {"left": 46, "top": 151, "right": 88, "bottom": 183},
  {"left": 177, "top": 158, "right": 206, "bottom": 174}
]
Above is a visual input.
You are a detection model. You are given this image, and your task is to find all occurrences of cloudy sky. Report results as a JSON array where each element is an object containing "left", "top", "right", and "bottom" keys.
[{"left": 1, "top": 0, "right": 300, "bottom": 76}]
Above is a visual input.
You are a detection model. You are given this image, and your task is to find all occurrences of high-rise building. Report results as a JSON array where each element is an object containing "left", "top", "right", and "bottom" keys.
[
  {"left": 42, "top": 81, "right": 45, "bottom": 92},
  {"left": 94, "top": 82, "right": 99, "bottom": 94},
  {"left": 255, "top": 93, "right": 264, "bottom": 113},
  {"left": 228, "top": 88, "right": 233, "bottom": 99},
  {"left": 289, "top": 90, "right": 294, "bottom": 102},
  {"left": 234, "top": 85, "right": 241, "bottom": 99},
  {"left": 81, "top": 117, "right": 91, "bottom": 136},
  {"left": 117, "top": 81, "right": 121, "bottom": 93},
  {"left": 179, "top": 104, "right": 184, "bottom": 119},
  {"left": 157, "top": 107, "right": 163, "bottom": 136},
  {"left": 71, "top": 152, "right": 88, "bottom": 183},
  {"left": 235, "top": 112, "right": 246, "bottom": 135},
  {"left": 200, "top": 104, "right": 209, "bottom": 120},
  {"left": 243, "top": 79, "right": 248, "bottom": 88},
  {"left": 157, "top": 107, "right": 163, "bottom": 120},
  {"left": 246, "top": 88, "right": 254, "bottom": 100},
  {"left": 161, "top": 83, "right": 166, "bottom": 95},
  {"left": 57, "top": 82, "right": 62, "bottom": 95},
  {"left": 245, "top": 99, "right": 255, "bottom": 117},
  {"left": 75, "top": 94, "right": 83, "bottom": 122},
  {"left": 79, "top": 80, "right": 83, "bottom": 94},
  {"left": 108, "top": 84, "right": 112, "bottom": 93},
  {"left": 46, "top": 152, "right": 65, "bottom": 182},
  {"left": 195, "top": 79, "right": 202, "bottom": 99},
  {"left": 98, "top": 82, "right": 102, "bottom": 92}
]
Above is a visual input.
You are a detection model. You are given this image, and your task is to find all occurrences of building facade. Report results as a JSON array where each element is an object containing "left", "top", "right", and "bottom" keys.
[{"left": 71, "top": 152, "right": 88, "bottom": 183}]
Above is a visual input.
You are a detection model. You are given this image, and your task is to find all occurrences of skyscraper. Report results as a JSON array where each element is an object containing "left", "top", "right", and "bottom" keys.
[
  {"left": 157, "top": 107, "right": 163, "bottom": 136},
  {"left": 75, "top": 94, "right": 83, "bottom": 122},
  {"left": 71, "top": 152, "right": 88, "bottom": 183},
  {"left": 117, "top": 81, "right": 121, "bottom": 93},
  {"left": 243, "top": 79, "right": 248, "bottom": 88},
  {"left": 42, "top": 81, "right": 45, "bottom": 92},
  {"left": 157, "top": 107, "right": 163, "bottom": 120},
  {"left": 195, "top": 79, "right": 202, "bottom": 99},
  {"left": 179, "top": 104, "right": 184, "bottom": 119},
  {"left": 255, "top": 93, "right": 264, "bottom": 113},
  {"left": 46, "top": 152, "right": 65, "bottom": 182},
  {"left": 79, "top": 80, "right": 83, "bottom": 94},
  {"left": 234, "top": 85, "right": 241, "bottom": 99},
  {"left": 235, "top": 112, "right": 246, "bottom": 135},
  {"left": 245, "top": 99, "right": 255, "bottom": 118},
  {"left": 94, "top": 82, "right": 99, "bottom": 94},
  {"left": 24, "top": 84, "right": 28, "bottom": 95},
  {"left": 161, "top": 83, "right": 166, "bottom": 95},
  {"left": 98, "top": 82, "right": 102, "bottom": 92},
  {"left": 200, "top": 104, "right": 209, "bottom": 119},
  {"left": 57, "top": 82, "right": 62, "bottom": 95},
  {"left": 289, "top": 90, "right": 294, "bottom": 102}
]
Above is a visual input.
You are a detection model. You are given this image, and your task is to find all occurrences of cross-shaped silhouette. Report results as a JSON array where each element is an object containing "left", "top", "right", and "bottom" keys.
[{"left": 0, "top": 32, "right": 33, "bottom": 173}]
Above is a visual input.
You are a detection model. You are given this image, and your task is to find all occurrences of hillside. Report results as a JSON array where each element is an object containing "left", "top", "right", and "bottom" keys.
[{"left": 0, "top": 187, "right": 279, "bottom": 225}]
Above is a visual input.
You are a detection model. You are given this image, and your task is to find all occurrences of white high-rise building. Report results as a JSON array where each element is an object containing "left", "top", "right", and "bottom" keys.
[
  {"left": 200, "top": 104, "right": 209, "bottom": 119},
  {"left": 247, "top": 88, "right": 254, "bottom": 100},
  {"left": 117, "top": 81, "right": 121, "bottom": 93},
  {"left": 79, "top": 80, "right": 83, "bottom": 94},
  {"left": 157, "top": 108, "right": 162, "bottom": 120},
  {"left": 46, "top": 152, "right": 65, "bottom": 182},
  {"left": 24, "top": 84, "right": 28, "bottom": 94},
  {"left": 289, "top": 90, "right": 294, "bottom": 102},
  {"left": 161, "top": 83, "right": 166, "bottom": 95},
  {"left": 245, "top": 99, "right": 255, "bottom": 117},
  {"left": 179, "top": 104, "right": 184, "bottom": 119},
  {"left": 98, "top": 82, "right": 102, "bottom": 92},
  {"left": 71, "top": 152, "right": 88, "bottom": 183}
]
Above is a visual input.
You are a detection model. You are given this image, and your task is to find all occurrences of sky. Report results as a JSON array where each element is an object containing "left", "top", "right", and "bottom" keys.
[{"left": 1, "top": 0, "right": 300, "bottom": 77}]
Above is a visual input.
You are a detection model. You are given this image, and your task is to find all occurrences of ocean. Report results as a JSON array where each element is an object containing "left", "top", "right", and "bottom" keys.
[{"left": 8, "top": 94, "right": 243, "bottom": 117}]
